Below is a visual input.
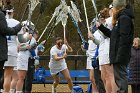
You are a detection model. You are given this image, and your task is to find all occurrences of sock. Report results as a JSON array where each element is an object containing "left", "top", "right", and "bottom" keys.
[
  {"left": 71, "top": 89, "right": 75, "bottom": 93},
  {"left": 10, "top": 89, "right": 15, "bottom": 93},
  {"left": 16, "top": 91, "right": 22, "bottom": 93},
  {"left": 0, "top": 89, "right": 3, "bottom": 92},
  {"left": 2, "top": 92, "right": 10, "bottom": 93}
]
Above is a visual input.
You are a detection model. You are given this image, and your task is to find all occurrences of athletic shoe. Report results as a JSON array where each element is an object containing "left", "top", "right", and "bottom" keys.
[{"left": 52, "top": 86, "right": 57, "bottom": 93}]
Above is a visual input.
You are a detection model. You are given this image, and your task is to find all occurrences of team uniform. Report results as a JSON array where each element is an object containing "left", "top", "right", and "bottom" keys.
[
  {"left": 86, "top": 40, "right": 97, "bottom": 69},
  {"left": 102, "top": 17, "right": 113, "bottom": 65},
  {"left": 94, "top": 17, "right": 112, "bottom": 66},
  {"left": 92, "top": 30, "right": 106, "bottom": 66},
  {"left": 4, "top": 18, "right": 20, "bottom": 67},
  {"left": 17, "top": 30, "right": 36, "bottom": 71},
  {"left": 49, "top": 44, "right": 68, "bottom": 75}
]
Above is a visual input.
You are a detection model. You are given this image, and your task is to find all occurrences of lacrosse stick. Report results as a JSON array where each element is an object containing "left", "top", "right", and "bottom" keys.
[
  {"left": 70, "top": 1, "right": 82, "bottom": 22},
  {"left": 20, "top": 4, "right": 28, "bottom": 22},
  {"left": 59, "top": 1, "right": 69, "bottom": 40},
  {"left": 91, "top": 0, "right": 98, "bottom": 15},
  {"left": 37, "top": 4, "right": 63, "bottom": 42},
  {"left": 68, "top": 7, "right": 88, "bottom": 50},
  {"left": 38, "top": 1, "right": 66, "bottom": 45},
  {"left": 90, "top": 0, "right": 99, "bottom": 33},
  {"left": 18, "top": 0, "right": 40, "bottom": 43},
  {"left": 82, "top": 0, "right": 90, "bottom": 33},
  {"left": 61, "top": 13, "right": 68, "bottom": 40},
  {"left": 35, "top": 0, "right": 47, "bottom": 26},
  {"left": 27, "top": 0, "right": 40, "bottom": 27}
]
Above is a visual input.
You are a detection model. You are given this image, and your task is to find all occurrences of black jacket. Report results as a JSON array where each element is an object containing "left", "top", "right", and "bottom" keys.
[
  {"left": 0, "top": 11, "right": 22, "bottom": 62},
  {"left": 98, "top": 5, "right": 134, "bottom": 65},
  {"left": 128, "top": 48, "right": 140, "bottom": 85}
]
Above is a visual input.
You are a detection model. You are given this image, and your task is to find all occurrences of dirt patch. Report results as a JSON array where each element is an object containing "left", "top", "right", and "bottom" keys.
[{"left": 32, "top": 84, "right": 132, "bottom": 93}]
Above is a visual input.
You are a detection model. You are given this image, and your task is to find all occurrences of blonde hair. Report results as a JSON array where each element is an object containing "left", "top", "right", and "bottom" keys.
[{"left": 112, "top": 7, "right": 125, "bottom": 27}]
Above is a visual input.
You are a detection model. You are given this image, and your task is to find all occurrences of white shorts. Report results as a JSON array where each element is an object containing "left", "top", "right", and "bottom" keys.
[
  {"left": 4, "top": 55, "right": 17, "bottom": 67},
  {"left": 17, "top": 56, "right": 29, "bottom": 71},
  {"left": 99, "top": 54, "right": 110, "bottom": 66},
  {"left": 86, "top": 57, "right": 93, "bottom": 69},
  {"left": 49, "top": 61, "right": 67, "bottom": 76}
]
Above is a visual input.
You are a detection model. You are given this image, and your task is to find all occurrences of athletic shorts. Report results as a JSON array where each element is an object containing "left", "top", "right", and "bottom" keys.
[
  {"left": 99, "top": 54, "right": 110, "bottom": 66},
  {"left": 49, "top": 61, "right": 67, "bottom": 76},
  {"left": 17, "top": 56, "right": 29, "bottom": 71},
  {"left": 86, "top": 56, "right": 93, "bottom": 69}
]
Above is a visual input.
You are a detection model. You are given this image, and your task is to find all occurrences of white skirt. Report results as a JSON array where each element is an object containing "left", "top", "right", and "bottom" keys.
[
  {"left": 49, "top": 61, "right": 67, "bottom": 76},
  {"left": 4, "top": 55, "right": 17, "bottom": 67}
]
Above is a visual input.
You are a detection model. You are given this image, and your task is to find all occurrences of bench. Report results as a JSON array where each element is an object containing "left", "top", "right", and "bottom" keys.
[
  {"left": 33, "top": 70, "right": 91, "bottom": 84},
  {"left": 33, "top": 55, "right": 91, "bottom": 84}
]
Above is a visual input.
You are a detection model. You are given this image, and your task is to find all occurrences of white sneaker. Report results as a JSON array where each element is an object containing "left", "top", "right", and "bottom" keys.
[
  {"left": 0, "top": 89, "right": 3, "bottom": 92},
  {"left": 52, "top": 86, "right": 57, "bottom": 93},
  {"left": 15, "top": 91, "right": 23, "bottom": 93},
  {"left": 34, "top": 56, "right": 40, "bottom": 66},
  {"left": 71, "top": 89, "right": 75, "bottom": 93},
  {"left": 10, "top": 89, "right": 15, "bottom": 93},
  {"left": 34, "top": 59, "right": 39, "bottom": 65}
]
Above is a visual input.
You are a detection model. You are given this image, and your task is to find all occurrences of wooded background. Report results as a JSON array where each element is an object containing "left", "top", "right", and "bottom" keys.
[{"left": 10, "top": 0, "right": 140, "bottom": 55}]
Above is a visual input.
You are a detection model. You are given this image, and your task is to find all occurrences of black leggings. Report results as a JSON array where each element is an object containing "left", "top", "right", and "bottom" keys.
[
  {"left": 23, "top": 58, "right": 35, "bottom": 93},
  {"left": 131, "top": 84, "right": 140, "bottom": 93},
  {"left": 0, "top": 61, "right": 5, "bottom": 92}
]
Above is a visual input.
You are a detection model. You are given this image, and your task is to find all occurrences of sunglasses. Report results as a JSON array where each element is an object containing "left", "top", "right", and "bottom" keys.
[{"left": 56, "top": 41, "right": 63, "bottom": 45}]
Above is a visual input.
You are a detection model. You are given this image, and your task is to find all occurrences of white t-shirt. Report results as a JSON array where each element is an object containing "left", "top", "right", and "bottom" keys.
[
  {"left": 50, "top": 44, "right": 68, "bottom": 64},
  {"left": 6, "top": 18, "right": 20, "bottom": 57},
  {"left": 49, "top": 44, "right": 68, "bottom": 75}
]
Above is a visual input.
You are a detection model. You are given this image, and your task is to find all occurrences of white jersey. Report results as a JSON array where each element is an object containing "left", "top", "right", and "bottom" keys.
[
  {"left": 50, "top": 44, "right": 67, "bottom": 64},
  {"left": 6, "top": 18, "right": 20, "bottom": 57},
  {"left": 93, "top": 30, "right": 105, "bottom": 56},
  {"left": 104, "top": 17, "right": 113, "bottom": 55},
  {"left": 18, "top": 37, "right": 36, "bottom": 59},
  {"left": 86, "top": 40, "right": 97, "bottom": 58},
  {"left": 49, "top": 44, "right": 68, "bottom": 75},
  {"left": 96, "top": 17, "right": 113, "bottom": 65},
  {"left": 105, "top": 17, "right": 113, "bottom": 30},
  {"left": 93, "top": 30, "right": 108, "bottom": 65}
]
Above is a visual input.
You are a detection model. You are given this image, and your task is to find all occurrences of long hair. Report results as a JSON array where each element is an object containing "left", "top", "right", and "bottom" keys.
[
  {"left": 112, "top": 7, "right": 125, "bottom": 27},
  {"left": 99, "top": 8, "right": 110, "bottom": 19}
]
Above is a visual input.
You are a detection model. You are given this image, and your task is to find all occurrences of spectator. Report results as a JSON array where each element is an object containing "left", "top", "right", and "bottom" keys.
[
  {"left": 3, "top": 5, "right": 20, "bottom": 93},
  {"left": 129, "top": 37, "right": 140, "bottom": 93},
  {"left": 0, "top": 1, "right": 22, "bottom": 92}
]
